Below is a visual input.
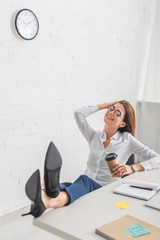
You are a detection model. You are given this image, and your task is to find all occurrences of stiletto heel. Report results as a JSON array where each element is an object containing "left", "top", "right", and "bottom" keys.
[
  {"left": 44, "top": 142, "right": 62, "bottom": 198},
  {"left": 21, "top": 203, "right": 37, "bottom": 216},
  {"left": 22, "top": 170, "right": 46, "bottom": 218},
  {"left": 22, "top": 212, "right": 31, "bottom": 216}
]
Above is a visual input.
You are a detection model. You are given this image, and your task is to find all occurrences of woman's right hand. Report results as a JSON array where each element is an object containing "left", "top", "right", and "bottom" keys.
[{"left": 97, "top": 101, "right": 118, "bottom": 110}]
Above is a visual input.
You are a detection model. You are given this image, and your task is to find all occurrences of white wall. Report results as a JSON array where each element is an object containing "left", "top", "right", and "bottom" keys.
[{"left": 0, "top": 0, "right": 153, "bottom": 216}]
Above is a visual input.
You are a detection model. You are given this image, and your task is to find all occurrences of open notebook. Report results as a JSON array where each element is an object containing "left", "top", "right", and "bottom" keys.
[{"left": 114, "top": 179, "right": 160, "bottom": 200}]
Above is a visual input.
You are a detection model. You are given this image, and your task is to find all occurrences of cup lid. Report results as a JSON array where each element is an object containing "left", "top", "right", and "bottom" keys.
[{"left": 105, "top": 153, "right": 118, "bottom": 161}]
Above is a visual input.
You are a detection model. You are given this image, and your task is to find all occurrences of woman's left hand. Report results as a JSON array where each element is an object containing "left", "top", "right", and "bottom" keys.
[{"left": 112, "top": 164, "right": 133, "bottom": 178}]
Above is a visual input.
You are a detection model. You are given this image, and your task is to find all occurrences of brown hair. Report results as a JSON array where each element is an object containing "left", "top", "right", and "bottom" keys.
[{"left": 118, "top": 100, "right": 135, "bottom": 136}]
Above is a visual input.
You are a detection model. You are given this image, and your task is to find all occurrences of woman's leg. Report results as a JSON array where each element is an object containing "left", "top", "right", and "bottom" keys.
[
  {"left": 62, "top": 175, "right": 102, "bottom": 204},
  {"left": 42, "top": 175, "right": 102, "bottom": 209}
]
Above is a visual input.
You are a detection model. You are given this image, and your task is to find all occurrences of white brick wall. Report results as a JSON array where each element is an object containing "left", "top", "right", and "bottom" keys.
[{"left": 0, "top": 0, "right": 154, "bottom": 216}]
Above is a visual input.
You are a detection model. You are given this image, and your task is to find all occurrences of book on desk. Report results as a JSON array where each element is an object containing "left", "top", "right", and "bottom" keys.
[
  {"left": 113, "top": 179, "right": 160, "bottom": 200},
  {"left": 95, "top": 215, "right": 160, "bottom": 239}
]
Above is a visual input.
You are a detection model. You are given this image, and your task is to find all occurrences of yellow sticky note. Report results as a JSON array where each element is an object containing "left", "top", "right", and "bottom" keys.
[
  {"left": 114, "top": 201, "right": 130, "bottom": 209},
  {"left": 122, "top": 201, "right": 130, "bottom": 205},
  {"left": 114, "top": 202, "right": 122, "bottom": 206},
  {"left": 119, "top": 203, "right": 128, "bottom": 209}
]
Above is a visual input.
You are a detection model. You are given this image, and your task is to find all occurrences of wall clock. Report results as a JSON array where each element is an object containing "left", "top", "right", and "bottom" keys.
[{"left": 15, "top": 9, "right": 39, "bottom": 40}]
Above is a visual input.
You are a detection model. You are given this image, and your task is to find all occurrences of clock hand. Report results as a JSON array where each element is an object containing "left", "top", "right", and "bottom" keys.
[{"left": 27, "top": 19, "right": 35, "bottom": 25}]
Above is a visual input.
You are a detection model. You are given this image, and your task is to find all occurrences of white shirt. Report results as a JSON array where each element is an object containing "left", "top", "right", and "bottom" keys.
[{"left": 74, "top": 105, "right": 160, "bottom": 186}]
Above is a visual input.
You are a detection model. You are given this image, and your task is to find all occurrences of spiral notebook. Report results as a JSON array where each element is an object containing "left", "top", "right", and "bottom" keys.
[{"left": 113, "top": 179, "right": 160, "bottom": 200}]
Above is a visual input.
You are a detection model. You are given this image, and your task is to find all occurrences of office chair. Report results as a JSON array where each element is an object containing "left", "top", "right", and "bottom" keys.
[{"left": 122, "top": 154, "right": 135, "bottom": 178}]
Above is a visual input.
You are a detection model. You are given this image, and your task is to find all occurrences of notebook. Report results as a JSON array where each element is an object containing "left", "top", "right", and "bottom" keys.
[
  {"left": 113, "top": 179, "right": 160, "bottom": 200},
  {"left": 95, "top": 215, "right": 160, "bottom": 240},
  {"left": 145, "top": 192, "right": 160, "bottom": 210}
]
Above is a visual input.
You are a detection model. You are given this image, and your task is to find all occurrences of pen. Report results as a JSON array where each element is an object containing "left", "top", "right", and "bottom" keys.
[{"left": 130, "top": 185, "right": 153, "bottom": 191}]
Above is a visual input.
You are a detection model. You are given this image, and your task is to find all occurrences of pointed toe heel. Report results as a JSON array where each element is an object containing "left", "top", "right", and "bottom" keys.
[
  {"left": 44, "top": 142, "right": 62, "bottom": 198},
  {"left": 22, "top": 169, "right": 46, "bottom": 218}
]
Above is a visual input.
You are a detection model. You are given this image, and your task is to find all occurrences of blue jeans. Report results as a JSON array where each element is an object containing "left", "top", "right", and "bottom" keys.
[{"left": 60, "top": 175, "right": 102, "bottom": 204}]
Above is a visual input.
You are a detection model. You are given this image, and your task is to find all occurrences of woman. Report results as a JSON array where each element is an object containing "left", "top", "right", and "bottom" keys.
[{"left": 22, "top": 100, "right": 160, "bottom": 218}]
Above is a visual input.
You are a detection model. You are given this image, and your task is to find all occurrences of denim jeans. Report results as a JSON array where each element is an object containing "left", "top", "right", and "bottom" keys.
[{"left": 60, "top": 174, "right": 102, "bottom": 204}]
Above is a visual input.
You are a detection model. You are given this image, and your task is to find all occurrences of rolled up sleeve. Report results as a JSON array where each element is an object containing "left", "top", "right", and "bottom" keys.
[{"left": 74, "top": 106, "right": 99, "bottom": 143}]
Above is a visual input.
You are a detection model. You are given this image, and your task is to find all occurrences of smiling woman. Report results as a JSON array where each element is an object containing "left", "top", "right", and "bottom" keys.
[
  {"left": 103, "top": 101, "right": 127, "bottom": 138},
  {"left": 22, "top": 100, "right": 160, "bottom": 218},
  {"left": 101, "top": 100, "right": 135, "bottom": 137}
]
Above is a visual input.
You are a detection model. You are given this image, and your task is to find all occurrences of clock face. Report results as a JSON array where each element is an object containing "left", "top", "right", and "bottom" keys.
[{"left": 15, "top": 9, "right": 39, "bottom": 40}]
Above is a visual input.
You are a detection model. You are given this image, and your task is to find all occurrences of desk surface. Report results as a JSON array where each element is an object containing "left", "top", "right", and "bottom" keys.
[{"left": 33, "top": 169, "right": 160, "bottom": 240}]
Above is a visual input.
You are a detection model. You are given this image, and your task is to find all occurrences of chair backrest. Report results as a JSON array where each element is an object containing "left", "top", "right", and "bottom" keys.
[
  {"left": 126, "top": 154, "right": 135, "bottom": 166},
  {"left": 121, "top": 154, "right": 135, "bottom": 178}
]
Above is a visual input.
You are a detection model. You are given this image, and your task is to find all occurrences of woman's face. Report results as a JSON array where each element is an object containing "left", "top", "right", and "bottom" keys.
[{"left": 104, "top": 103, "right": 126, "bottom": 129}]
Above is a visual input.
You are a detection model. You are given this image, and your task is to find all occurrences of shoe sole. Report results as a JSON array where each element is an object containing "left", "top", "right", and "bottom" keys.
[
  {"left": 44, "top": 142, "right": 62, "bottom": 198},
  {"left": 25, "top": 169, "right": 46, "bottom": 218}
]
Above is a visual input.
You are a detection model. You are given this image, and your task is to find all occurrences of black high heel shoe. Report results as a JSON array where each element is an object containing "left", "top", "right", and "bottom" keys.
[
  {"left": 44, "top": 142, "right": 62, "bottom": 198},
  {"left": 22, "top": 169, "right": 46, "bottom": 218}
]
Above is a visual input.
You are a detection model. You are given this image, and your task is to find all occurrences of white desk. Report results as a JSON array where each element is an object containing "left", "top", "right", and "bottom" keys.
[{"left": 33, "top": 169, "right": 160, "bottom": 240}]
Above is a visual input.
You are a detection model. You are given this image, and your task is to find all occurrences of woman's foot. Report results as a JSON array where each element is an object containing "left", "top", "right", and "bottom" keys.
[
  {"left": 41, "top": 189, "right": 51, "bottom": 209},
  {"left": 41, "top": 189, "right": 70, "bottom": 209}
]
